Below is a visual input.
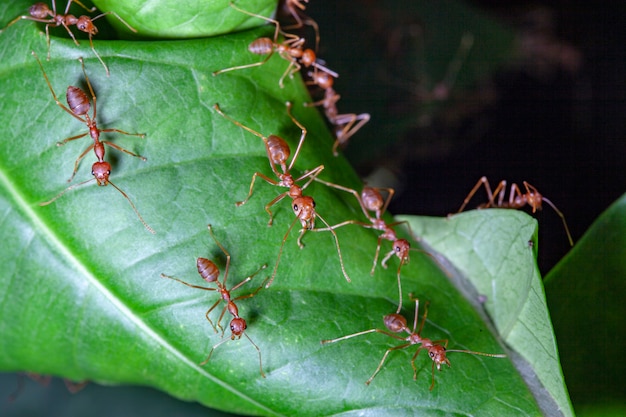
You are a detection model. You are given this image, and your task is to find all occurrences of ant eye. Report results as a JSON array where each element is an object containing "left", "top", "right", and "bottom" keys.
[
  {"left": 429, "top": 351, "right": 435, "bottom": 358},
  {"left": 293, "top": 203, "right": 298, "bottom": 211},
  {"left": 312, "top": 201, "right": 316, "bottom": 208}
]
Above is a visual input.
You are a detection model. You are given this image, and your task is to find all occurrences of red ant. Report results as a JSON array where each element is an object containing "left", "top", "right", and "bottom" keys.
[
  {"left": 213, "top": 1, "right": 337, "bottom": 88},
  {"left": 213, "top": 102, "right": 350, "bottom": 287},
  {"left": 161, "top": 224, "right": 267, "bottom": 377},
  {"left": 309, "top": 180, "right": 440, "bottom": 313},
  {"left": 278, "top": 0, "right": 320, "bottom": 52},
  {"left": 3, "top": 0, "right": 137, "bottom": 76},
  {"left": 33, "top": 51, "right": 154, "bottom": 234},
  {"left": 456, "top": 176, "right": 574, "bottom": 246},
  {"left": 321, "top": 297, "right": 506, "bottom": 390},
  {"left": 305, "top": 71, "right": 369, "bottom": 155}
]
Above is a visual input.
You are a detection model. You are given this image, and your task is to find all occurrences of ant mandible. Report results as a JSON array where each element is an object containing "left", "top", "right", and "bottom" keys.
[
  {"left": 321, "top": 297, "right": 506, "bottom": 389},
  {"left": 213, "top": 1, "right": 337, "bottom": 88},
  {"left": 33, "top": 52, "right": 154, "bottom": 233},
  {"left": 161, "top": 224, "right": 267, "bottom": 377},
  {"left": 456, "top": 176, "right": 574, "bottom": 246},
  {"left": 3, "top": 0, "right": 137, "bottom": 76},
  {"left": 213, "top": 102, "right": 350, "bottom": 287}
]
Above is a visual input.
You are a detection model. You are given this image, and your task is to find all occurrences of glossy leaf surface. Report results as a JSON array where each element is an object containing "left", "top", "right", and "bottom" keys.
[
  {"left": 92, "top": 0, "right": 278, "bottom": 38},
  {"left": 402, "top": 210, "right": 574, "bottom": 417},
  {"left": 545, "top": 193, "right": 626, "bottom": 417},
  {"left": 0, "top": 1, "right": 560, "bottom": 416}
]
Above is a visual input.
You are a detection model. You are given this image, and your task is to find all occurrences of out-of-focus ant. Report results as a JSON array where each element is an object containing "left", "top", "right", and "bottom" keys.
[{"left": 456, "top": 176, "right": 574, "bottom": 246}]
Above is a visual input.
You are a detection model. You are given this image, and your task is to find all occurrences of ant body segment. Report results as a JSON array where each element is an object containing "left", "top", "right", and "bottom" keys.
[
  {"left": 305, "top": 72, "right": 369, "bottom": 155},
  {"left": 33, "top": 52, "right": 154, "bottom": 234},
  {"left": 456, "top": 176, "right": 574, "bottom": 246},
  {"left": 213, "top": 2, "right": 337, "bottom": 88},
  {"left": 309, "top": 180, "right": 423, "bottom": 312},
  {"left": 278, "top": 0, "right": 320, "bottom": 52},
  {"left": 213, "top": 102, "right": 350, "bottom": 287},
  {"left": 3, "top": 1, "right": 137, "bottom": 76},
  {"left": 321, "top": 298, "right": 506, "bottom": 389},
  {"left": 161, "top": 224, "right": 267, "bottom": 377}
]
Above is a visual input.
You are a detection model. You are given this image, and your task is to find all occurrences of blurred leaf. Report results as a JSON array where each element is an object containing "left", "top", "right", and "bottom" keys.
[
  {"left": 545, "top": 193, "right": 626, "bottom": 417},
  {"left": 92, "top": 0, "right": 278, "bottom": 38},
  {"left": 0, "top": 1, "right": 553, "bottom": 416},
  {"left": 401, "top": 210, "right": 574, "bottom": 417}
]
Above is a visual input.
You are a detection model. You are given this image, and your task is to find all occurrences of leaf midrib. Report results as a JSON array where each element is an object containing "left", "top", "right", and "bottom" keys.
[{"left": 0, "top": 162, "right": 284, "bottom": 416}]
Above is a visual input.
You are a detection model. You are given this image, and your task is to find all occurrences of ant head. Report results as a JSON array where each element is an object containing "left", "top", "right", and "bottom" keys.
[
  {"left": 29, "top": 3, "right": 51, "bottom": 19},
  {"left": 361, "top": 187, "right": 384, "bottom": 214},
  {"left": 230, "top": 317, "right": 247, "bottom": 338},
  {"left": 196, "top": 258, "right": 220, "bottom": 283},
  {"left": 428, "top": 345, "right": 451, "bottom": 370},
  {"left": 393, "top": 239, "right": 411, "bottom": 263},
  {"left": 76, "top": 16, "right": 97, "bottom": 35},
  {"left": 301, "top": 49, "right": 316, "bottom": 67},
  {"left": 292, "top": 196, "right": 315, "bottom": 222},
  {"left": 66, "top": 86, "right": 90, "bottom": 117},
  {"left": 266, "top": 135, "right": 290, "bottom": 171},
  {"left": 384, "top": 313, "right": 407, "bottom": 333},
  {"left": 91, "top": 161, "right": 110, "bottom": 185}
]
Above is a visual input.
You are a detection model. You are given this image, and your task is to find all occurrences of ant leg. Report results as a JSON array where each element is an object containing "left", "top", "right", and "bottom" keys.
[
  {"left": 457, "top": 176, "right": 493, "bottom": 213},
  {"left": 100, "top": 138, "right": 147, "bottom": 161},
  {"left": 66, "top": 142, "right": 94, "bottom": 182},
  {"left": 235, "top": 171, "right": 279, "bottom": 208},
  {"left": 243, "top": 332, "right": 266, "bottom": 378},
  {"left": 365, "top": 343, "right": 412, "bottom": 385}
]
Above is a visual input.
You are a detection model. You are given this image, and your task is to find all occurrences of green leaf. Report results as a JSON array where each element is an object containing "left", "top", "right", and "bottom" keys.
[
  {"left": 2, "top": 1, "right": 550, "bottom": 416},
  {"left": 400, "top": 210, "right": 574, "bottom": 417},
  {"left": 545, "top": 193, "right": 626, "bottom": 417},
  {"left": 92, "top": 0, "right": 278, "bottom": 38}
]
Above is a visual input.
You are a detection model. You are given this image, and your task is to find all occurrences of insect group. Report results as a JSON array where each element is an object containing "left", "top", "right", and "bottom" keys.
[{"left": 5, "top": 0, "right": 575, "bottom": 396}]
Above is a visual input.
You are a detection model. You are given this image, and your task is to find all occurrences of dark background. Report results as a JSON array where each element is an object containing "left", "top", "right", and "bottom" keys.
[{"left": 306, "top": 0, "right": 626, "bottom": 275}]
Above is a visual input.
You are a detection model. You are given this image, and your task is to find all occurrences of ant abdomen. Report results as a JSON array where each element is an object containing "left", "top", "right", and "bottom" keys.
[
  {"left": 361, "top": 187, "right": 384, "bottom": 213},
  {"left": 196, "top": 257, "right": 220, "bottom": 283},
  {"left": 384, "top": 314, "right": 407, "bottom": 333},
  {"left": 29, "top": 3, "right": 50, "bottom": 19},
  {"left": 66, "top": 86, "right": 90, "bottom": 116},
  {"left": 248, "top": 37, "right": 273, "bottom": 55},
  {"left": 266, "top": 135, "right": 290, "bottom": 168}
]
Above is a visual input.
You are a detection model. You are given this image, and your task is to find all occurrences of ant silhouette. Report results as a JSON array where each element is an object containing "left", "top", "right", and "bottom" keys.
[
  {"left": 321, "top": 297, "right": 506, "bottom": 389},
  {"left": 33, "top": 51, "right": 154, "bottom": 233},
  {"left": 2, "top": 0, "right": 137, "bottom": 76},
  {"left": 161, "top": 224, "right": 267, "bottom": 377},
  {"left": 213, "top": 1, "right": 337, "bottom": 88},
  {"left": 213, "top": 102, "right": 350, "bottom": 287},
  {"left": 305, "top": 71, "right": 370, "bottom": 155},
  {"left": 456, "top": 176, "right": 574, "bottom": 246}
]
